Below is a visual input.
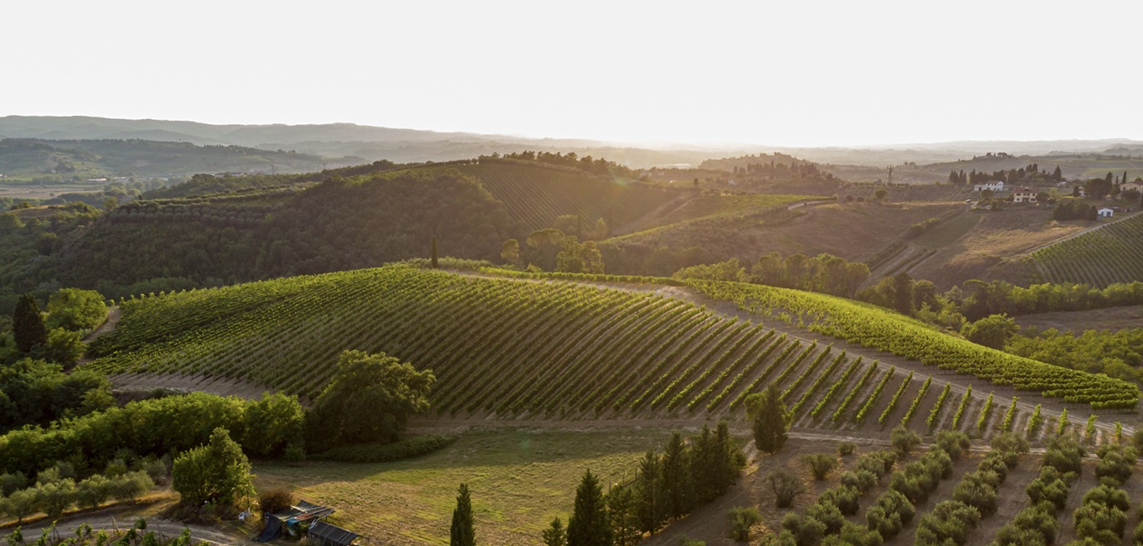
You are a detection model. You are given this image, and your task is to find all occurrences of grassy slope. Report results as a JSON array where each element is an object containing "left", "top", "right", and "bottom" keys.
[
  {"left": 908, "top": 207, "right": 1089, "bottom": 289},
  {"left": 607, "top": 201, "right": 962, "bottom": 266},
  {"left": 254, "top": 429, "right": 668, "bottom": 546}
]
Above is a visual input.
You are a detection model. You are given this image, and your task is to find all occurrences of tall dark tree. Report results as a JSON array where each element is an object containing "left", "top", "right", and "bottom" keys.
[
  {"left": 13, "top": 293, "right": 47, "bottom": 353},
  {"left": 567, "top": 470, "right": 611, "bottom": 546},
  {"left": 607, "top": 484, "right": 641, "bottom": 546},
  {"left": 635, "top": 450, "right": 663, "bottom": 535},
  {"left": 450, "top": 483, "right": 475, "bottom": 546},
  {"left": 689, "top": 426, "right": 716, "bottom": 504},
  {"left": 715, "top": 421, "right": 741, "bottom": 491},
  {"left": 431, "top": 236, "right": 439, "bottom": 269},
  {"left": 752, "top": 385, "right": 791, "bottom": 454},
  {"left": 892, "top": 272, "right": 914, "bottom": 316},
  {"left": 661, "top": 432, "right": 692, "bottom": 519}
]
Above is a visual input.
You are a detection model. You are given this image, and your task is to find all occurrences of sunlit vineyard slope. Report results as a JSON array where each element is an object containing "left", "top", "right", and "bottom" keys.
[
  {"left": 85, "top": 266, "right": 1136, "bottom": 443},
  {"left": 1030, "top": 213, "right": 1143, "bottom": 286}
]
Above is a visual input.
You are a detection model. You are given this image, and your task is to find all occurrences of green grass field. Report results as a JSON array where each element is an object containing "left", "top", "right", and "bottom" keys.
[{"left": 253, "top": 429, "right": 669, "bottom": 545}]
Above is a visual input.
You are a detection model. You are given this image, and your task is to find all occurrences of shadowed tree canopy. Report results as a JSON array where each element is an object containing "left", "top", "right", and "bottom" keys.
[
  {"left": 304, "top": 350, "right": 435, "bottom": 448},
  {"left": 13, "top": 294, "right": 47, "bottom": 353}
]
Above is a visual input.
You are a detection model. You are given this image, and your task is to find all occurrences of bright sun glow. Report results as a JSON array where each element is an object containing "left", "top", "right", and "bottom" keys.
[{"left": 2, "top": 0, "right": 1141, "bottom": 146}]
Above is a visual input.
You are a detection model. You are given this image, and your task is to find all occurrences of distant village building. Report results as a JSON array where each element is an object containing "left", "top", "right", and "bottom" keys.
[
  {"left": 1013, "top": 187, "right": 1038, "bottom": 203},
  {"left": 1122, "top": 182, "right": 1143, "bottom": 194},
  {"left": 1098, "top": 207, "right": 1114, "bottom": 218},
  {"left": 974, "top": 181, "right": 1004, "bottom": 192}
]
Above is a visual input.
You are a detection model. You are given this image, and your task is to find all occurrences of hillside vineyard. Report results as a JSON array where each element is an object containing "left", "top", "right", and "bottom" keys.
[{"left": 85, "top": 265, "right": 1137, "bottom": 440}]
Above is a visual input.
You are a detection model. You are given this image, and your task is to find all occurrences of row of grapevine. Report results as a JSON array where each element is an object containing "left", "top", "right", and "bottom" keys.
[
  {"left": 1031, "top": 213, "right": 1143, "bottom": 287},
  {"left": 690, "top": 280, "right": 1140, "bottom": 408}
]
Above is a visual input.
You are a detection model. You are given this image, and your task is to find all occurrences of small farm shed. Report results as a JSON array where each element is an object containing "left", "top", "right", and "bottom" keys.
[
  {"left": 310, "top": 520, "right": 361, "bottom": 546},
  {"left": 256, "top": 500, "right": 336, "bottom": 542},
  {"left": 1099, "top": 208, "right": 1114, "bottom": 218}
]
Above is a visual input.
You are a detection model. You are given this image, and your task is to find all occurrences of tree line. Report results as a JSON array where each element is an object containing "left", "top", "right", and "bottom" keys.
[{"left": 672, "top": 253, "right": 871, "bottom": 299}]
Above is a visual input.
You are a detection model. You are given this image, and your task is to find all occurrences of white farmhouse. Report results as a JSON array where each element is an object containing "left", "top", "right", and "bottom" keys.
[
  {"left": 973, "top": 181, "right": 1004, "bottom": 192},
  {"left": 1098, "top": 208, "right": 1114, "bottom": 218}
]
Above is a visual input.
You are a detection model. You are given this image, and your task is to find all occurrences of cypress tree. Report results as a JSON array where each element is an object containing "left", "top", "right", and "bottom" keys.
[
  {"left": 542, "top": 518, "right": 566, "bottom": 546},
  {"left": 715, "top": 421, "right": 739, "bottom": 492},
  {"left": 431, "top": 237, "right": 439, "bottom": 269},
  {"left": 450, "top": 483, "right": 475, "bottom": 546},
  {"left": 690, "top": 426, "right": 716, "bottom": 504},
  {"left": 635, "top": 450, "right": 663, "bottom": 534},
  {"left": 607, "top": 484, "right": 641, "bottom": 546},
  {"left": 13, "top": 293, "right": 47, "bottom": 353},
  {"left": 567, "top": 470, "right": 611, "bottom": 546},
  {"left": 661, "top": 432, "right": 691, "bottom": 519},
  {"left": 753, "top": 385, "right": 791, "bottom": 454},
  {"left": 892, "top": 272, "right": 914, "bottom": 315}
]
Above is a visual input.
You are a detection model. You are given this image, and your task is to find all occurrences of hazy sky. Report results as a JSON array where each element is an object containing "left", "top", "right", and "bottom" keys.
[{"left": 4, "top": 0, "right": 1141, "bottom": 147}]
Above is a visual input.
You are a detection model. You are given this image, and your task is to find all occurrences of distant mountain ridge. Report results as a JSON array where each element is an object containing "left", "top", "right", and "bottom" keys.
[{"left": 2, "top": 116, "right": 1142, "bottom": 169}]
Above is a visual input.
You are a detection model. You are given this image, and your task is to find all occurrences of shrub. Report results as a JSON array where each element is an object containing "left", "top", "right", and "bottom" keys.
[
  {"left": 7, "top": 487, "right": 40, "bottom": 523},
  {"left": 766, "top": 469, "right": 804, "bottom": 508},
  {"left": 837, "top": 442, "right": 855, "bottom": 456},
  {"left": 782, "top": 513, "right": 826, "bottom": 546},
  {"left": 839, "top": 470, "right": 877, "bottom": 494},
  {"left": 1080, "top": 484, "right": 1130, "bottom": 512},
  {"left": 853, "top": 450, "right": 897, "bottom": 478},
  {"left": 728, "top": 507, "right": 763, "bottom": 541},
  {"left": 1026, "top": 467, "right": 1071, "bottom": 511},
  {"left": 990, "top": 432, "right": 1030, "bottom": 468},
  {"left": 0, "top": 472, "right": 27, "bottom": 496},
  {"left": 76, "top": 474, "right": 112, "bottom": 509},
  {"left": 1095, "top": 445, "right": 1137, "bottom": 485},
  {"left": 1073, "top": 501, "right": 1126, "bottom": 543},
  {"left": 806, "top": 501, "right": 846, "bottom": 535},
  {"left": 803, "top": 454, "right": 837, "bottom": 481},
  {"left": 259, "top": 488, "right": 295, "bottom": 516},
  {"left": 824, "top": 523, "right": 882, "bottom": 546},
  {"left": 110, "top": 471, "right": 154, "bottom": 503},
  {"left": 914, "top": 500, "right": 981, "bottom": 546},
  {"left": 172, "top": 428, "right": 253, "bottom": 507},
  {"left": 890, "top": 426, "right": 920, "bottom": 456},
  {"left": 994, "top": 503, "right": 1058, "bottom": 546},
  {"left": 818, "top": 486, "right": 861, "bottom": 516},
  {"left": 866, "top": 490, "right": 914, "bottom": 539},
  {"left": 37, "top": 478, "right": 76, "bottom": 518},
  {"left": 1043, "top": 435, "right": 1085, "bottom": 475},
  {"left": 977, "top": 453, "right": 1010, "bottom": 482},
  {"left": 951, "top": 473, "right": 999, "bottom": 517},
  {"left": 935, "top": 431, "right": 970, "bottom": 460}
]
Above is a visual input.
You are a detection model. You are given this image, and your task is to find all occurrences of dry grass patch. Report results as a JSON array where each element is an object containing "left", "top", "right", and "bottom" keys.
[{"left": 252, "top": 429, "right": 671, "bottom": 545}]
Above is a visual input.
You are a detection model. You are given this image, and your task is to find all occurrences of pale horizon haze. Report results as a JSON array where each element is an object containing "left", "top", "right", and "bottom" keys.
[{"left": 3, "top": 0, "right": 1142, "bottom": 147}]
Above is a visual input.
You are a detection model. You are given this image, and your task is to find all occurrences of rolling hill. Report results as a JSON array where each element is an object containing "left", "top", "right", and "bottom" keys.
[
  {"left": 84, "top": 264, "right": 1138, "bottom": 446},
  {"left": 0, "top": 138, "right": 362, "bottom": 181}
]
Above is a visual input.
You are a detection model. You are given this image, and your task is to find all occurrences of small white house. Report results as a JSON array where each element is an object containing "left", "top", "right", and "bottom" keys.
[
  {"left": 1098, "top": 208, "right": 1114, "bottom": 218},
  {"left": 974, "top": 181, "right": 1005, "bottom": 192}
]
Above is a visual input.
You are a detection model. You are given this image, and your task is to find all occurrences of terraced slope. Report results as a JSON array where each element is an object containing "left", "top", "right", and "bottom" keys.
[
  {"left": 85, "top": 265, "right": 1136, "bottom": 441},
  {"left": 1030, "top": 213, "right": 1143, "bottom": 286}
]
